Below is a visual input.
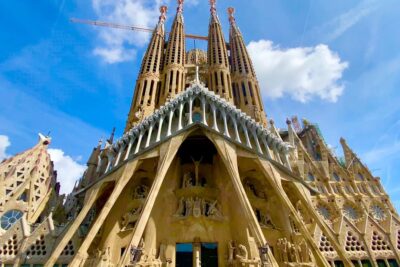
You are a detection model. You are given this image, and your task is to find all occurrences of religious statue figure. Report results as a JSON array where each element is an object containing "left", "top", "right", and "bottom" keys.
[
  {"left": 137, "top": 244, "right": 163, "bottom": 267},
  {"left": 174, "top": 197, "right": 185, "bottom": 217},
  {"left": 90, "top": 247, "right": 111, "bottom": 267},
  {"left": 298, "top": 240, "right": 312, "bottom": 262},
  {"left": 207, "top": 200, "right": 223, "bottom": 219},
  {"left": 130, "top": 238, "right": 144, "bottom": 264},
  {"left": 191, "top": 156, "right": 203, "bottom": 186},
  {"left": 277, "top": 238, "right": 305, "bottom": 263},
  {"left": 133, "top": 108, "right": 145, "bottom": 127},
  {"left": 185, "top": 197, "right": 194, "bottom": 216},
  {"left": 260, "top": 212, "right": 276, "bottom": 229},
  {"left": 121, "top": 206, "right": 142, "bottom": 230},
  {"left": 277, "top": 238, "right": 289, "bottom": 263},
  {"left": 101, "top": 247, "right": 111, "bottom": 262},
  {"left": 193, "top": 197, "right": 202, "bottom": 217},
  {"left": 201, "top": 199, "right": 208, "bottom": 216},
  {"left": 245, "top": 180, "right": 258, "bottom": 196},
  {"left": 235, "top": 244, "right": 248, "bottom": 261},
  {"left": 259, "top": 243, "right": 270, "bottom": 265},
  {"left": 228, "top": 240, "right": 236, "bottom": 262},
  {"left": 165, "top": 93, "right": 172, "bottom": 103},
  {"left": 133, "top": 185, "right": 149, "bottom": 199},
  {"left": 288, "top": 242, "right": 300, "bottom": 262},
  {"left": 182, "top": 172, "right": 194, "bottom": 188}
]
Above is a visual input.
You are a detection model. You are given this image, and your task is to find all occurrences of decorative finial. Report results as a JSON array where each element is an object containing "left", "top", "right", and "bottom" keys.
[
  {"left": 177, "top": 0, "right": 184, "bottom": 13},
  {"left": 107, "top": 127, "right": 116, "bottom": 144},
  {"left": 210, "top": 0, "right": 217, "bottom": 15},
  {"left": 269, "top": 119, "right": 275, "bottom": 125},
  {"left": 227, "top": 7, "right": 235, "bottom": 24},
  {"left": 38, "top": 133, "right": 51, "bottom": 146},
  {"left": 98, "top": 138, "right": 103, "bottom": 148},
  {"left": 286, "top": 118, "right": 291, "bottom": 125},
  {"left": 159, "top": 5, "right": 167, "bottom": 23}
]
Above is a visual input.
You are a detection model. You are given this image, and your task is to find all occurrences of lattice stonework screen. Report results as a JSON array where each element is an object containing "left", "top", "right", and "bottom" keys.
[
  {"left": 319, "top": 234, "right": 334, "bottom": 252},
  {"left": 371, "top": 231, "right": 391, "bottom": 251},
  {"left": 345, "top": 232, "right": 365, "bottom": 252}
]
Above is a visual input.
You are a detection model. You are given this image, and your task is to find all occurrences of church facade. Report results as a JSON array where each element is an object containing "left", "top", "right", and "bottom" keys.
[{"left": 0, "top": 1, "right": 399, "bottom": 267}]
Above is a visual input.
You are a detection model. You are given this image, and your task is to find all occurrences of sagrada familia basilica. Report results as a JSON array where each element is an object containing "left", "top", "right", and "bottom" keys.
[{"left": 0, "top": 1, "right": 399, "bottom": 266}]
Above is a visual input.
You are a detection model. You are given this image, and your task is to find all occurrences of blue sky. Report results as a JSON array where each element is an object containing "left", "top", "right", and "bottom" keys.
[{"left": 1, "top": 0, "right": 400, "bottom": 208}]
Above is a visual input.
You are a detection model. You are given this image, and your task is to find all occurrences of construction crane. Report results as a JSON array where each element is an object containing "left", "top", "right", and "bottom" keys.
[{"left": 70, "top": 18, "right": 208, "bottom": 41}]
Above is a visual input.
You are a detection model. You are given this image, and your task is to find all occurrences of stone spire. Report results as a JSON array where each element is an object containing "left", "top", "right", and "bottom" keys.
[
  {"left": 159, "top": 0, "right": 186, "bottom": 105},
  {"left": 125, "top": 6, "right": 168, "bottom": 132},
  {"left": 228, "top": 7, "right": 267, "bottom": 126},
  {"left": 207, "top": 0, "right": 233, "bottom": 103}
]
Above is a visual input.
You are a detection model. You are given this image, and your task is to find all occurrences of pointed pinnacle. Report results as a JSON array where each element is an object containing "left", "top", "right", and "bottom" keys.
[
  {"left": 177, "top": 0, "right": 184, "bottom": 13},
  {"left": 159, "top": 5, "right": 167, "bottom": 23},
  {"left": 227, "top": 7, "right": 235, "bottom": 24},
  {"left": 210, "top": 0, "right": 217, "bottom": 15}
]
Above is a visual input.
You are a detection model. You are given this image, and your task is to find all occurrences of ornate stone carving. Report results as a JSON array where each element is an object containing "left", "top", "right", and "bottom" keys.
[
  {"left": 121, "top": 206, "right": 142, "bottom": 230},
  {"left": 133, "top": 107, "right": 145, "bottom": 126},
  {"left": 228, "top": 241, "right": 261, "bottom": 266},
  {"left": 174, "top": 197, "right": 223, "bottom": 220},
  {"left": 259, "top": 212, "right": 276, "bottom": 229},
  {"left": 228, "top": 240, "right": 236, "bottom": 262},
  {"left": 135, "top": 240, "right": 166, "bottom": 267},
  {"left": 130, "top": 239, "right": 144, "bottom": 264},
  {"left": 193, "top": 197, "right": 202, "bottom": 218},
  {"left": 244, "top": 180, "right": 266, "bottom": 199},
  {"left": 87, "top": 247, "right": 112, "bottom": 267},
  {"left": 185, "top": 197, "right": 194, "bottom": 216},
  {"left": 207, "top": 200, "right": 223, "bottom": 219},
  {"left": 236, "top": 244, "right": 248, "bottom": 261},
  {"left": 182, "top": 172, "right": 195, "bottom": 188},
  {"left": 277, "top": 238, "right": 313, "bottom": 264},
  {"left": 133, "top": 185, "right": 149, "bottom": 199},
  {"left": 259, "top": 243, "right": 270, "bottom": 265},
  {"left": 174, "top": 197, "right": 185, "bottom": 217}
]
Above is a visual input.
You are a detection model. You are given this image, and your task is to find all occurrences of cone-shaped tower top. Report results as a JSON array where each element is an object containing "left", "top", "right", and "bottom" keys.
[
  {"left": 228, "top": 8, "right": 241, "bottom": 40},
  {"left": 210, "top": 0, "right": 217, "bottom": 18},
  {"left": 125, "top": 6, "right": 168, "bottom": 132},
  {"left": 207, "top": 0, "right": 233, "bottom": 103},
  {"left": 177, "top": 0, "right": 184, "bottom": 16},
  {"left": 228, "top": 7, "right": 267, "bottom": 126},
  {"left": 159, "top": 0, "right": 186, "bottom": 105}
]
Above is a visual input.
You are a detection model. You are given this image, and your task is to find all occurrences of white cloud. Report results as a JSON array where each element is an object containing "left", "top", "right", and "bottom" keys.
[
  {"left": 247, "top": 40, "right": 348, "bottom": 103},
  {"left": 91, "top": 0, "right": 165, "bottom": 63},
  {"left": 0, "top": 135, "right": 10, "bottom": 161},
  {"left": 313, "top": 0, "right": 380, "bottom": 42},
  {"left": 327, "top": 0, "right": 378, "bottom": 41},
  {"left": 48, "top": 149, "right": 86, "bottom": 195},
  {"left": 362, "top": 120, "right": 400, "bottom": 165},
  {"left": 93, "top": 47, "right": 137, "bottom": 64},
  {"left": 363, "top": 143, "right": 400, "bottom": 165}
]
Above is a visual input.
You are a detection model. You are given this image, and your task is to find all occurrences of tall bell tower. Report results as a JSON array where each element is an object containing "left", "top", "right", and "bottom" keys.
[
  {"left": 125, "top": 6, "right": 167, "bottom": 132},
  {"left": 228, "top": 7, "right": 267, "bottom": 126},
  {"left": 159, "top": 0, "right": 186, "bottom": 105},
  {"left": 207, "top": 0, "right": 233, "bottom": 103}
]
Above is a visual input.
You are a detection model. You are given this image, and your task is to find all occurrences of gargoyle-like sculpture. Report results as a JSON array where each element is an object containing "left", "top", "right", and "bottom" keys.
[
  {"left": 133, "top": 185, "right": 149, "bottom": 199},
  {"left": 121, "top": 206, "right": 142, "bottom": 230}
]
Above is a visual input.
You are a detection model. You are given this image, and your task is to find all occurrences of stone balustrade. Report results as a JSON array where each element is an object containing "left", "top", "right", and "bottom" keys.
[{"left": 96, "top": 84, "right": 292, "bottom": 177}]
